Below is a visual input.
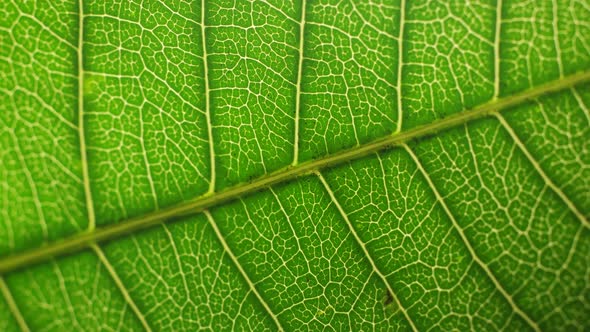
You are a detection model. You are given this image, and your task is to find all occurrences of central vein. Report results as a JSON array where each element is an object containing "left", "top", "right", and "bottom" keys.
[{"left": 1, "top": 69, "right": 589, "bottom": 275}]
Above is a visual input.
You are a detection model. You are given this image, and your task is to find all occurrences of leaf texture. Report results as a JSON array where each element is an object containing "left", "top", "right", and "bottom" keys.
[{"left": 0, "top": 0, "right": 589, "bottom": 331}]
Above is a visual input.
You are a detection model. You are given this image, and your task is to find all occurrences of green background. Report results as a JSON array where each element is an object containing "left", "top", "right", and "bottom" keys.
[{"left": 0, "top": 0, "right": 589, "bottom": 330}]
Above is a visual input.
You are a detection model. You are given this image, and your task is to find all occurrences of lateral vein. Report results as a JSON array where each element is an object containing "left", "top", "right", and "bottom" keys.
[
  {"left": 495, "top": 113, "right": 589, "bottom": 228},
  {"left": 316, "top": 171, "right": 418, "bottom": 332},
  {"left": 204, "top": 211, "right": 284, "bottom": 331},
  {"left": 493, "top": 0, "right": 503, "bottom": 98},
  {"left": 403, "top": 144, "right": 541, "bottom": 332},
  {"left": 395, "top": 0, "right": 406, "bottom": 132},
  {"left": 78, "top": 0, "right": 96, "bottom": 231},
  {"left": 92, "top": 245, "right": 152, "bottom": 332},
  {"left": 202, "top": 0, "right": 216, "bottom": 193},
  {"left": 293, "top": 0, "right": 307, "bottom": 166},
  {"left": 0, "top": 277, "right": 30, "bottom": 332}
]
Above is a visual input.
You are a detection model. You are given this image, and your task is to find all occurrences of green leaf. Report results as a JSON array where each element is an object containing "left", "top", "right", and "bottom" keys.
[{"left": 0, "top": 0, "right": 589, "bottom": 331}]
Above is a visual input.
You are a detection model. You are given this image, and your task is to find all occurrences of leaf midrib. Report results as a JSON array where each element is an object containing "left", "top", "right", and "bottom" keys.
[{"left": 1, "top": 69, "right": 589, "bottom": 275}]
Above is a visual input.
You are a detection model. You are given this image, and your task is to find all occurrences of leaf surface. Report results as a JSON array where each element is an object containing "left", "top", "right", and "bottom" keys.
[{"left": 0, "top": 0, "right": 589, "bottom": 331}]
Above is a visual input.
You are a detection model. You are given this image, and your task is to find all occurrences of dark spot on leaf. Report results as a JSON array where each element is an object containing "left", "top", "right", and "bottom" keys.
[{"left": 384, "top": 290, "right": 393, "bottom": 306}]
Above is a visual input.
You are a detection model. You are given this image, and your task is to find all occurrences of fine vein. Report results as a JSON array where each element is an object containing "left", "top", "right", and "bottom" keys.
[{"left": 0, "top": 70, "right": 588, "bottom": 275}]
